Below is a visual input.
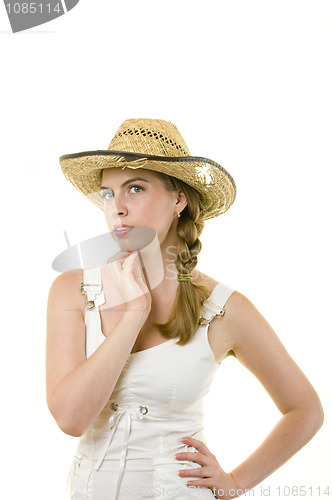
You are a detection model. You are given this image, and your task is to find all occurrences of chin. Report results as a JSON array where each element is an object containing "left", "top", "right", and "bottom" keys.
[{"left": 111, "top": 225, "right": 160, "bottom": 253}]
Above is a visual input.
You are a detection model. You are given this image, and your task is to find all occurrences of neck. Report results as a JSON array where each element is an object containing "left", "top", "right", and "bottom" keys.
[{"left": 139, "top": 235, "right": 176, "bottom": 291}]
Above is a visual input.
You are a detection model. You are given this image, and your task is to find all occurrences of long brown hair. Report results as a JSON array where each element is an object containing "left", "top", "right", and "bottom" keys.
[{"left": 150, "top": 171, "right": 212, "bottom": 346}]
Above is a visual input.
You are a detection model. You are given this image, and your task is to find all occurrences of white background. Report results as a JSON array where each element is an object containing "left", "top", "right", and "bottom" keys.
[{"left": 1, "top": 1, "right": 331, "bottom": 499}]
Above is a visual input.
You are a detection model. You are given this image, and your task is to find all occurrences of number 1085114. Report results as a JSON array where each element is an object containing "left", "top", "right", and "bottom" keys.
[{"left": 5, "top": 3, "right": 62, "bottom": 14}]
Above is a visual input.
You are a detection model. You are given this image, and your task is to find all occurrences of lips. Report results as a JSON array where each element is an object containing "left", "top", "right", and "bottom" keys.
[{"left": 113, "top": 225, "right": 134, "bottom": 236}]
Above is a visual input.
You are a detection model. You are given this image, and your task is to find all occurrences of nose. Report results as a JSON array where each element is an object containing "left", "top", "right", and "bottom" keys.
[{"left": 104, "top": 196, "right": 128, "bottom": 219}]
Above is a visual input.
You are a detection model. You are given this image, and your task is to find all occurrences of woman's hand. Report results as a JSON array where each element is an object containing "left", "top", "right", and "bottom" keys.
[
  {"left": 101, "top": 251, "right": 152, "bottom": 317},
  {"left": 176, "top": 437, "right": 241, "bottom": 499}
]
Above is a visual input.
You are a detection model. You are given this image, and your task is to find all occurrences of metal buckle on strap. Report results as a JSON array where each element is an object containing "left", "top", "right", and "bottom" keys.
[
  {"left": 198, "top": 301, "right": 225, "bottom": 326},
  {"left": 80, "top": 282, "right": 103, "bottom": 311}
]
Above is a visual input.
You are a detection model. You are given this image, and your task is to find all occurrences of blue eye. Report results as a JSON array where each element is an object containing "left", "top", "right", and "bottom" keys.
[
  {"left": 101, "top": 190, "right": 113, "bottom": 200},
  {"left": 101, "top": 185, "right": 143, "bottom": 200},
  {"left": 130, "top": 185, "right": 143, "bottom": 194}
]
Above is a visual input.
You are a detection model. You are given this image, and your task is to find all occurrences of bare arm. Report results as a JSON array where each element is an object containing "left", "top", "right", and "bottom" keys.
[
  {"left": 222, "top": 291, "right": 324, "bottom": 494},
  {"left": 46, "top": 252, "right": 151, "bottom": 437}
]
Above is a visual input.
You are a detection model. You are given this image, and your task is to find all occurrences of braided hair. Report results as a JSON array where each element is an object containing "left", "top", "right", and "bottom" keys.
[{"left": 151, "top": 172, "right": 212, "bottom": 346}]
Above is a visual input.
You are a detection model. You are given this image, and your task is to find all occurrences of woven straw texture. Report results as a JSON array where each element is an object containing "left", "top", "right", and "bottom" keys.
[{"left": 60, "top": 118, "right": 237, "bottom": 220}]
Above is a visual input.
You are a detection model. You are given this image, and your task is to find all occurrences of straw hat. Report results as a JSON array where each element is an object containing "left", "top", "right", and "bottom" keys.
[{"left": 59, "top": 118, "right": 237, "bottom": 220}]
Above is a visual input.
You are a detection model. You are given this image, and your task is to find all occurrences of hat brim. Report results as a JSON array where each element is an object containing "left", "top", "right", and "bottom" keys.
[{"left": 60, "top": 150, "right": 237, "bottom": 220}]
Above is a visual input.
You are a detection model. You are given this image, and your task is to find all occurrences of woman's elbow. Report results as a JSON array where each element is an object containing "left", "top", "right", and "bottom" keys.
[
  {"left": 59, "top": 422, "right": 84, "bottom": 437},
  {"left": 47, "top": 400, "right": 85, "bottom": 437},
  {"left": 301, "top": 393, "right": 324, "bottom": 435},
  {"left": 312, "top": 398, "right": 324, "bottom": 430},
  {"left": 56, "top": 410, "right": 87, "bottom": 437},
  {"left": 54, "top": 413, "right": 85, "bottom": 437}
]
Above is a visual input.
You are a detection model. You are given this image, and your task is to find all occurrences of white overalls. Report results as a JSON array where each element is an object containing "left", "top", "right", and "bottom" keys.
[{"left": 67, "top": 266, "right": 235, "bottom": 499}]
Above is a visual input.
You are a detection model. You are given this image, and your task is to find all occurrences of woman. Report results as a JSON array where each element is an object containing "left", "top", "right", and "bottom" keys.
[{"left": 46, "top": 118, "right": 324, "bottom": 500}]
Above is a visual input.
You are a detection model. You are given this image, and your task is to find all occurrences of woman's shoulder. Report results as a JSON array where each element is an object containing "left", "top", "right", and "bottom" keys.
[
  {"left": 193, "top": 270, "right": 219, "bottom": 291},
  {"left": 48, "top": 270, "right": 86, "bottom": 312},
  {"left": 50, "top": 269, "right": 84, "bottom": 289},
  {"left": 195, "top": 269, "right": 244, "bottom": 313}
]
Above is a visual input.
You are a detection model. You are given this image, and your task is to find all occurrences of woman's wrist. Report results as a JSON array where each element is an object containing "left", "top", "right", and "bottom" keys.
[{"left": 122, "top": 307, "right": 149, "bottom": 324}]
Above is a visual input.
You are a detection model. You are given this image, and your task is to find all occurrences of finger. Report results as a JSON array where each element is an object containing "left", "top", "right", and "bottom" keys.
[
  {"left": 122, "top": 251, "right": 139, "bottom": 270},
  {"left": 178, "top": 467, "right": 208, "bottom": 478},
  {"left": 125, "top": 251, "right": 138, "bottom": 260},
  {"left": 105, "top": 261, "right": 121, "bottom": 280},
  {"left": 132, "top": 264, "right": 145, "bottom": 283},
  {"left": 107, "top": 259, "right": 123, "bottom": 273},
  {"left": 185, "top": 478, "right": 211, "bottom": 489},
  {"left": 176, "top": 451, "right": 208, "bottom": 466},
  {"left": 182, "top": 437, "right": 212, "bottom": 456},
  {"left": 127, "top": 257, "right": 145, "bottom": 282}
]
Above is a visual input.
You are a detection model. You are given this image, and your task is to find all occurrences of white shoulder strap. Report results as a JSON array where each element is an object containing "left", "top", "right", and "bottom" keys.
[
  {"left": 82, "top": 267, "right": 105, "bottom": 358},
  {"left": 81, "top": 266, "right": 105, "bottom": 310},
  {"left": 199, "top": 283, "right": 235, "bottom": 326}
]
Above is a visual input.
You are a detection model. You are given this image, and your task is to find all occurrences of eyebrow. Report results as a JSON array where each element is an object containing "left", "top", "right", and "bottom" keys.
[{"left": 100, "top": 177, "right": 151, "bottom": 191}]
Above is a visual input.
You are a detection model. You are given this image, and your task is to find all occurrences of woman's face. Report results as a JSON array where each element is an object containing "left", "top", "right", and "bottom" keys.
[{"left": 100, "top": 167, "right": 187, "bottom": 250}]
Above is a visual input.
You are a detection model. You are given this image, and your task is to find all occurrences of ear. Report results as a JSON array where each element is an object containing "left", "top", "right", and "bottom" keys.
[{"left": 175, "top": 188, "right": 188, "bottom": 212}]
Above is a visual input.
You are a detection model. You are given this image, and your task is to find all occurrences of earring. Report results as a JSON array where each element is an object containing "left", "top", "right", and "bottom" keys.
[{"left": 177, "top": 211, "right": 181, "bottom": 218}]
